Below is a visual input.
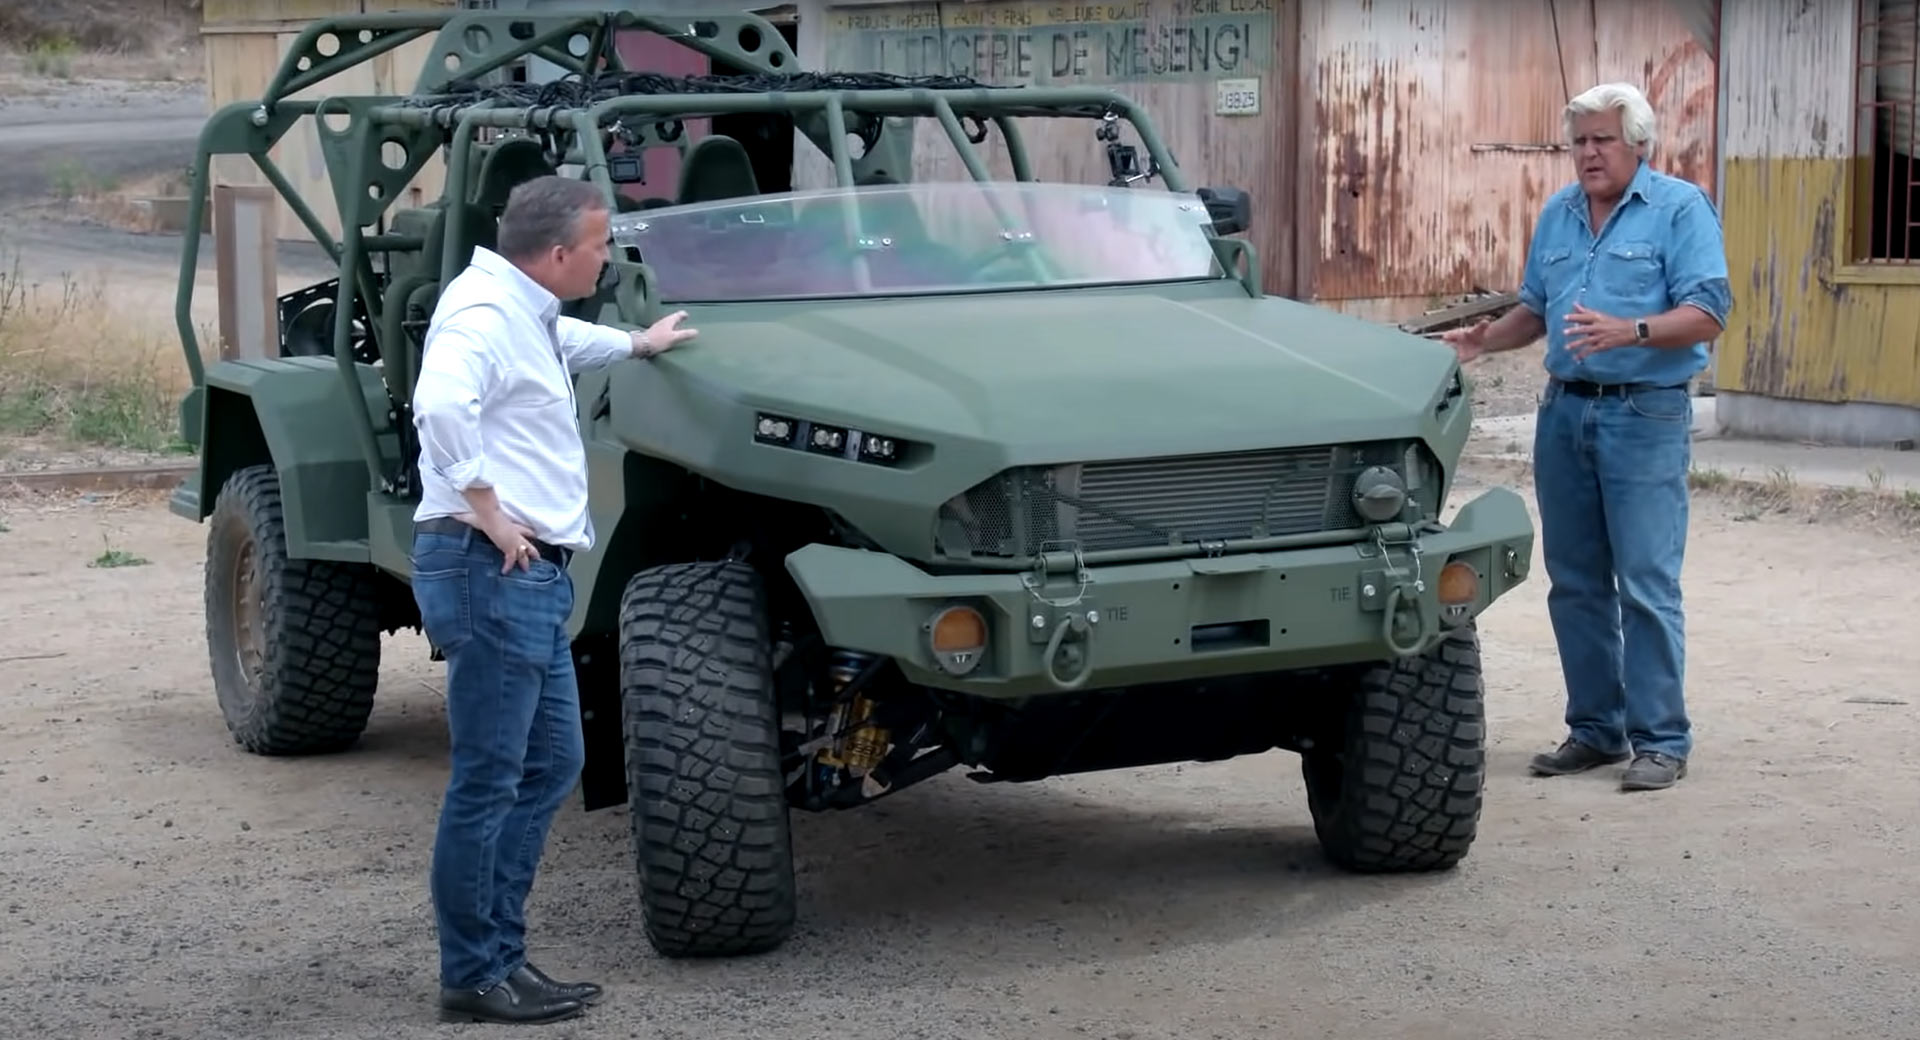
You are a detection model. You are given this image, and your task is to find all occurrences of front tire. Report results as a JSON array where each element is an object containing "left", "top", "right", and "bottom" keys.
[
  {"left": 1301, "top": 625, "right": 1486, "bottom": 872},
  {"left": 203, "top": 464, "right": 383, "bottom": 755},
  {"left": 616, "top": 559, "right": 797, "bottom": 958}
]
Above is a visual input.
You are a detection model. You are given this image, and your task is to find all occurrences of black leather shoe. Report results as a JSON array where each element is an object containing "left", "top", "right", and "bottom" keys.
[
  {"left": 1620, "top": 751, "right": 1687, "bottom": 791},
  {"left": 439, "top": 974, "right": 583, "bottom": 1025},
  {"left": 1529, "top": 737, "right": 1630, "bottom": 776},
  {"left": 511, "top": 962, "right": 604, "bottom": 1006}
]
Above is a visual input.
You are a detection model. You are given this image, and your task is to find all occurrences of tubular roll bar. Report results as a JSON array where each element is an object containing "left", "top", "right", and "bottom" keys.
[{"left": 173, "top": 8, "right": 1192, "bottom": 491}]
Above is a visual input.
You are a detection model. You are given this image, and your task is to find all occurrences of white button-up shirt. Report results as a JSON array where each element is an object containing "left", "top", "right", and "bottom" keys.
[{"left": 411, "top": 247, "right": 633, "bottom": 551}]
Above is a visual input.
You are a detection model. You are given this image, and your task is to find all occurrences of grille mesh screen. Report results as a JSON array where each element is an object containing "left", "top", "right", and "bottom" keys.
[{"left": 937, "top": 445, "right": 1379, "bottom": 557}]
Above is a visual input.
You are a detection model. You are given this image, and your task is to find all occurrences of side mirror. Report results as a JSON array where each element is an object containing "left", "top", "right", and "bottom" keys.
[{"left": 1196, "top": 186, "right": 1251, "bottom": 236}]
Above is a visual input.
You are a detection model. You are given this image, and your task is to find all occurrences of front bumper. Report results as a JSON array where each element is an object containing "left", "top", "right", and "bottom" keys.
[{"left": 785, "top": 486, "right": 1535, "bottom": 698}]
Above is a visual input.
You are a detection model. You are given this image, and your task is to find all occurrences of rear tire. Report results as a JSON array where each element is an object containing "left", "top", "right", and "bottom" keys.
[
  {"left": 203, "top": 464, "right": 383, "bottom": 755},
  {"left": 1300, "top": 625, "right": 1486, "bottom": 872},
  {"left": 617, "top": 559, "right": 797, "bottom": 958}
]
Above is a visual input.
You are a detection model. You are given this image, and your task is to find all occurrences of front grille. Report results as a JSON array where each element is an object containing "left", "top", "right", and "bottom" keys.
[{"left": 936, "top": 444, "right": 1393, "bottom": 558}]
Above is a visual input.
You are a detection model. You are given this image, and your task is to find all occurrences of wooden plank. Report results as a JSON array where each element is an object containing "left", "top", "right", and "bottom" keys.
[
  {"left": 0, "top": 464, "right": 198, "bottom": 495},
  {"left": 213, "top": 184, "right": 282, "bottom": 361},
  {"left": 1396, "top": 292, "right": 1520, "bottom": 335},
  {"left": 203, "top": 0, "right": 361, "bottom": 27}
]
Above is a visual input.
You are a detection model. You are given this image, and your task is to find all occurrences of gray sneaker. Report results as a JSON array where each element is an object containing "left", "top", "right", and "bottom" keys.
[
  {"left": 1620, "top": 751, "right": 1687, "bottom": 791},
  {"left": 1529, "top": 737, "right": 1630, "bottom": 776}
]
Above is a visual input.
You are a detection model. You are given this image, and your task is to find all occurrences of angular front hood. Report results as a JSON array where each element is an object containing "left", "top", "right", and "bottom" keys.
[{"left": 669, "top": 287, "right": 1463, "bottom": 464}]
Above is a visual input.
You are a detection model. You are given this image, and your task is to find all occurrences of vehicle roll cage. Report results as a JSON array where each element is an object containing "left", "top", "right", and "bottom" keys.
[{"left": 174, "top": 7, "right": 1255, "bottom": 495}]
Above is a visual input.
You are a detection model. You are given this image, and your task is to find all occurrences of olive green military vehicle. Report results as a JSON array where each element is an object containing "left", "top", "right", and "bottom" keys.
[{"left": 169, "top": 6, "right": 1535, "bottom": 960}]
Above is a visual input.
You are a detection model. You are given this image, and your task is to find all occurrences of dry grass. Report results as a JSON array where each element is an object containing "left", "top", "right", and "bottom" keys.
[
  {"left": 34, "top": 167, "right": 199, "bottom": 235},
  {"left": 0, "top": 245, "right": 198, "bottom": 454},
  {"left": 1463, "top": 454, "right": 1920, "bottom": 539},
  {"left": 1688, "top": 463, "right": 1920, "bottom": 535},
  {"left": 0, "top": 0, "right": 203, "bottom": 83}
]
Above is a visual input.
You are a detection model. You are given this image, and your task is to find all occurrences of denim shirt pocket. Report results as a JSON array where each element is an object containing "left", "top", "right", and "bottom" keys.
[
  {"left": 1595, "top": 240, "right": 1661, "bottom": 299},
  {"left": 1534, "top": 246, "right": 1574, "bottom": 303}
]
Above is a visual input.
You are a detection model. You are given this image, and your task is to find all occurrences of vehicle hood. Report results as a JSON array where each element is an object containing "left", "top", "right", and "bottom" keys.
[{"left": 658, "top": 288, "right": 1463, "bottom": 463}]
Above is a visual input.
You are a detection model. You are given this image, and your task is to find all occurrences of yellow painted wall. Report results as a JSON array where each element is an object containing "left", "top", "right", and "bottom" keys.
[
  {"left": 1719, "top": 157, "right": 1920, "bottom": 409},
  {"left": 1718, "top": 0, "right": 1920, "bottom": 410}
]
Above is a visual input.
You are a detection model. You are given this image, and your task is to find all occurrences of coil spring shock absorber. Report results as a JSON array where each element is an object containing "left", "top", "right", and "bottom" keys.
[{"left": 814, "top": 650, "right": 889, "bottom": 784}]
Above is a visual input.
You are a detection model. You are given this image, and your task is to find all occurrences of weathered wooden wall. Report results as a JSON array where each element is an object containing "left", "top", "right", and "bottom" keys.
[
  {"left": 810, "top": 0, "right": 1299, "bottom": 296},
  {"left": 204, "top": 29, "right": 451, "bottom": 241},
  {"left": 1717, "top": 0, "right": 1920, "bottom": 411},
  {"left": 202, "top": 0, "right": 458, "bottom": 242},
  {"left": 1299, "top": 0, "right": 1719, "bottom": 321}
]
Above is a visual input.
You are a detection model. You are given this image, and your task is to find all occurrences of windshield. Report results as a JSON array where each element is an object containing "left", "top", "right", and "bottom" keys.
[{"left": 608, "top": 180, "right": 1225, "bottom": 303}]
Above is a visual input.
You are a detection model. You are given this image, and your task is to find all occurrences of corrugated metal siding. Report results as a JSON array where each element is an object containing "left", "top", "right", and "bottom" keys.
[
  {"left": 1666, "top": 0, "right": 1719, "bottom": 59},
  {"left": 811, "top": 0, "right": 1299, "bottom": 295},
  {"left": 1721, "top": 0, "right": 1849, "bottom": 161},
  {"left": 1717, "top": 0, "right": 1920, "bottom": 409},
  {"left": 1300, "top": 0, "right": 1717, "bottom": 310}
]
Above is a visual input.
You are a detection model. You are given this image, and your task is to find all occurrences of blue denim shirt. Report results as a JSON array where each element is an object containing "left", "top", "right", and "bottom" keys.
[{"left": 1518, "top": 160, "right": 1733, "bottom": 387}]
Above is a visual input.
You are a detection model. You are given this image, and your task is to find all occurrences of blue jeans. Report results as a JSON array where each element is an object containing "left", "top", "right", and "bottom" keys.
[
  {"left": 1532, "top": 380, "right": 1693, "bottom": 761},
  {"left": 410, "top": 525, "right": 583, "bottom": 991}
]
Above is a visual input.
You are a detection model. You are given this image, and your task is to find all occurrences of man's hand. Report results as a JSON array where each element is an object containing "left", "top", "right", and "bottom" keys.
[
  {"left": 475, "top": 512, "right": 539, "bottom": 573},
  {"left": 1564, "top": 304, "right": 1640, "bottom": 359},
  {"left": 455, "top": 489, "right": 540, "bottom": 574},
  {"left": 1440, "top": 318, "right": 1491, "bottom": 363},
  {"left": 633, "top": 310, "right": 699, "bottom": 358}
]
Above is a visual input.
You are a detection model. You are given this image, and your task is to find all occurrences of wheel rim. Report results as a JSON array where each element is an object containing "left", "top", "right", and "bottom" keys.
[{"left": 230, "top": 535, "right": 266, "bottom": 690}]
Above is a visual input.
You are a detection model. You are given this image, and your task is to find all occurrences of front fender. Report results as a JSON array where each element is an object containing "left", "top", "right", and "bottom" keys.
[{"left": 172, "top": 357, "right": 395, "bottom": 562}]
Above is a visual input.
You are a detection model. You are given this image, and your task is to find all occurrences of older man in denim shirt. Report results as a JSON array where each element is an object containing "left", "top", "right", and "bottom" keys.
[{"left": 1444, "top": 82, "right": 1732, "bottom": 792}]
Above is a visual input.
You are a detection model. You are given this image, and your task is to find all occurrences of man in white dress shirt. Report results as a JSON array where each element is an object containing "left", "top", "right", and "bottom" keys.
[{"left": 407, "top": 174, "right": 696, "bottom": 1026}]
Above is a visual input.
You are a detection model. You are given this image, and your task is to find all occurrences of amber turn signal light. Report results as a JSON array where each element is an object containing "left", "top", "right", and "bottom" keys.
[
  {"left": 1437, "top": 560, "right": 1480, "bottom": 606},
  {"left": 927, "top": 604, "right": 987, "bottom": 676}
]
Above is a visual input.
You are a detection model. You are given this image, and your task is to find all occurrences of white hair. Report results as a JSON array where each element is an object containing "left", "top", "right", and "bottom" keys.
[{"left": 1564, "top": 82, "right": 1657, "bottom": 159}]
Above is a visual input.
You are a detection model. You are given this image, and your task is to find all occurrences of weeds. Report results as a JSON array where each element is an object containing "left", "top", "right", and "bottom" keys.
[
  {"left": 44, "top": 158, "right": 121, "bottom": 203},
  {"left": 0, "top": 1, "right": 203, "bottom": 83},
  {"left": 1688, "top": 462, "right": 1920, "bottom": 534},
  {"left": 89, "top": 545, "right": 149, "bottom": 568},
  {"left": 0, "top": 248, "right": 189, "bottom": 453},
  {"left": 23, "top": 38, "right": 75, "bottom": 79}
]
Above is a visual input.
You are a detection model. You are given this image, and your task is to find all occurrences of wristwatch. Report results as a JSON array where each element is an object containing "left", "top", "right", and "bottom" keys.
[
  {"left": 634, "top": 329, "right": 654, "bottom": 357},
  {"left": 1634, "top": 319, "right": 1650, "bottom": 344}
]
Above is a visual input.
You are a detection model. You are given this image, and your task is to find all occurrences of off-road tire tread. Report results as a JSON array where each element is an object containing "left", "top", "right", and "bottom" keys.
[
  {"left": 204, "top": 464, "right": 382, "bottom": 755},
  {"left": 617, "top": 559, "right": 796, "bottom": 958},
  {"left": 1303, "top": 626, "right": 1486, "bottom": 872}
]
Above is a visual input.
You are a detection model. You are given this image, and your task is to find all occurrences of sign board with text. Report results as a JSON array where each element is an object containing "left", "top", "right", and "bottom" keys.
[
  {"left": 1214, "top": 76, "right": 1259, "bottom": 114},
  {"left": 824, "top": 0, "right": 1275, "bottom": 86}
]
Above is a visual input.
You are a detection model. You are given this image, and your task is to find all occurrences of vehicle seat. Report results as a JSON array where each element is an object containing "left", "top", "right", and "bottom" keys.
[
  {"left": 380, "top": 139, "right": 553, "bottom": 409},
  {"left": 675, "top": 134, "right": 760, "bottom": 204},
  {"left": 472, "top": 136, "right": 557, "bottom": 212}
]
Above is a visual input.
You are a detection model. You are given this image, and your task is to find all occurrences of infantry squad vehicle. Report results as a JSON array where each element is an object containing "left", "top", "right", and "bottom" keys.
[{"left": 167, "top": 5, "right": 1536, "bottom": 959}]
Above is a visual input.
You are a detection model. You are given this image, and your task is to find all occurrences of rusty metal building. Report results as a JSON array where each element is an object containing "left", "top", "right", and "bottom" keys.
[
  {"left": 201, "top": 0, "right": 1721, "bottom": 324},
  {"left": 1714, "top": 0, "right": 1920, "bottom": 445},
  {"left": 798, "top": 0, "right": 1719, "bottom": 321}
]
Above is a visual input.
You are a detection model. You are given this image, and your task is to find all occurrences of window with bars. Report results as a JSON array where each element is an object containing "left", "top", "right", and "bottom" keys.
[{"left": 1858, "top": 0, "right": 1920, "bottom": 262}]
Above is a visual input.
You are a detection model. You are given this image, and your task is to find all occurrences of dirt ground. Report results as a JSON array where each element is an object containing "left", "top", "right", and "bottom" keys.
[
  {"left": 2, "top": 468, "right": 1917, "bottom": 1040},
  {"left": 3, "top": 52, "right": 1918, "bottom": 1040}
]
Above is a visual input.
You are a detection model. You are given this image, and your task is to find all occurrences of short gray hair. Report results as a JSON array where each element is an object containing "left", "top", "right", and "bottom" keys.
[
  {"left": 496, "top": 175, "right": 608, "bottom": 259},
  {"left": 1564, "top": 82, "right": 1658, "bottom": 159}
]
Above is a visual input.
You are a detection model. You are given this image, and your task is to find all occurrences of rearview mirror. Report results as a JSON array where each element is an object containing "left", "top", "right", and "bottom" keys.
[{"left": 1196, "top": 186, "right": 1251, "bottom": 236}]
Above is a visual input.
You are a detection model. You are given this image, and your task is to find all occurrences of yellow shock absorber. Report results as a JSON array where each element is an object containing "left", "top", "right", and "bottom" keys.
[{"left": 839, "top": 694, "right": 890, "bottom": 774}]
